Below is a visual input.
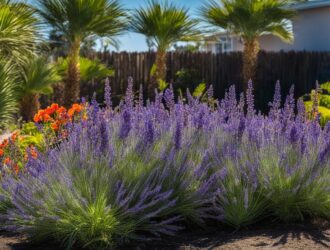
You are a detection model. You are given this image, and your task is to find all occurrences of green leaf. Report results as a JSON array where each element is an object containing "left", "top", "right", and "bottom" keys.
[
  {"left": 158, "top": 79, "right": 168, "bottom": 91},
  {"left": 193, "top": 83, "right": 206, "bottom": 98}
]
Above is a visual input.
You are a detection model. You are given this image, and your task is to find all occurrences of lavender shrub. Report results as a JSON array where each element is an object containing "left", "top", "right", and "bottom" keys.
[{"left": 0, "top": 79, "right": 329, "bottom": 248}]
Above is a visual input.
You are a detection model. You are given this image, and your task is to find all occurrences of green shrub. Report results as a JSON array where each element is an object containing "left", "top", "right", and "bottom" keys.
[
  {"left": 320, "top": 95, "right": 330, "bottom": 109},
  {"left": 321, "top": 82, "right": 330, "bottom": 94}
]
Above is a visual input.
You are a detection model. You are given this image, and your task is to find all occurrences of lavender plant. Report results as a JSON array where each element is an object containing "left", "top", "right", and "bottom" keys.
[{"left": 0, "top": 79, "right": 329, "bottom": 248}]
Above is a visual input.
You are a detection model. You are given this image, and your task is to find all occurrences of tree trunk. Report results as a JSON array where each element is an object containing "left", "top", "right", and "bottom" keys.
[
  {"left": 64, "top": 40, "right": 80, "bottom": 107},
  {"left": 21, "top": 94, "right": 40, "bottom": 121},
  {"left": 242, "top": 39, "right": 260, "bottom": 88},
  {"left": 155, "top": 49, "right": 167, "bottom": 82}
]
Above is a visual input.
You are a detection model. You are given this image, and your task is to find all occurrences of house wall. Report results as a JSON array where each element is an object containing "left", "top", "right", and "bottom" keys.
[
  {"left": 290, "top": 6, "right": 330, "bottom": 51},
  {"left": 206, "top": 6, "right": 330, "bottom": 52},
  {"left": 259, "top": 6, "right": 330, "bottom": 51}
]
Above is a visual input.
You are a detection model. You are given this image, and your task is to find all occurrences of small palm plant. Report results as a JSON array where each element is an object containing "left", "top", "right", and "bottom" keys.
[
  {"left": 131, "top": 0, "right": 200, "bottom": 84},
  {"left": 201, "top": 0, "right": 296, "bottom": 86},
  {"left": 35, "top": 0, "right": 128, "bottom": 106},
  {"left": 19, "top": 57, "right": 60, "bottom": 121},
  {"left": 56, "top": 57, "right": 113, "bottom": 83}
]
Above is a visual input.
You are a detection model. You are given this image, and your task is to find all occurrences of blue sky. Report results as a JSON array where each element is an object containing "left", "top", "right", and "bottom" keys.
[
  {"left": 29, "top": 0, "right": 205, "bottom": 51},
  {"left": 118, "top": 0, "right": 204, "bottom": 51}
]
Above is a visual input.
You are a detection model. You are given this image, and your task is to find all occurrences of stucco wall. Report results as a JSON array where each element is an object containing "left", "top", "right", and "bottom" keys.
[{"left": 259, "top": 6, "right": 330, "bottom": 51}]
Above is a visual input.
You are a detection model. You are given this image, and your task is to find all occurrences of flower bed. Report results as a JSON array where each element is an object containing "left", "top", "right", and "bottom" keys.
[{"left": 0, "top": 81, "right": 329, "bottom": 249}]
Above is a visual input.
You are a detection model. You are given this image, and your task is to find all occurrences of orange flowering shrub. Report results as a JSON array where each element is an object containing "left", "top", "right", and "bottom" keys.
[
  {"left": 0, "top": 132, "right": 37, "bottom": 176},
  {"left": 1, "top": 103, "right": 85, "bottom": 177},
  {"left": 33, "top": 103, "right": 85, "bottom": 134}
]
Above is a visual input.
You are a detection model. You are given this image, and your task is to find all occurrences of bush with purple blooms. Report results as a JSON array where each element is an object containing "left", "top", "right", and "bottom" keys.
[{"left": 0, "top": 80, "right": 329, "bottom": 248}]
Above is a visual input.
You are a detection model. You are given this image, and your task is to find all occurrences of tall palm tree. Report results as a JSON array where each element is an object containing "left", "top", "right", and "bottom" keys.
[
  {"left": 19, "top": 57, "right": 60, "bottom": 121},
  {"left": 35, "top": 0, "right": 128, "bottom": 106},
  {"left": 201, "top": 0, "right": 296, "bottom": 86},
  {"left": 131, "top": 0, "right": 200, "bottom": 84}
]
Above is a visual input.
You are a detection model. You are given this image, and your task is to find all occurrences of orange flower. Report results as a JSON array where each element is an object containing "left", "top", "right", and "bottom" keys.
[
  {"left": 4, "top": 157, "right": 11, "bottom": 165},
  {"left": 57, "top": 106, "right": 67, "bottom": 115},
  {"left": 33, "top": 114, "right": 41, "bottom": 123},
  {"left": 0, "top": 149, "right": 4, "bottom": 157},
  {"left": 11, "top": 132, "right": 18, "bottom": 141},
  {"left": 50, "top": 103, "right": 59, "bottom": 110},
  {"left": 68, "top": 108, "right": 75, "bottom": 118},
  {"left": 68, "top": 104, "right": 83, "bottom": 118},
  {"left": 51, "top": 122, "right": 59, "bottom": 131},
  {"left": 0, "top": 139, "right": 8, "bottom": 148},
  {"left": 42, "top": 114, "right": 53, "bottom": 122},
  {"left": 72, "top": 104, "right": 82, "bottom": 112}
]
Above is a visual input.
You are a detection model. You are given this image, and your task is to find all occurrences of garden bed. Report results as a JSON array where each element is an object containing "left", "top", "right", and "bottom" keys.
[
  {"left": 1, "top": 220, "right": 329, "bottom": 249},
  {"left": 0, "top": 83, "right": 329, "bottom": 249}
]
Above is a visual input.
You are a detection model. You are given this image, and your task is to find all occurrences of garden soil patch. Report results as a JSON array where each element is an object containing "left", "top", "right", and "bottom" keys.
[{"left": 0, "top": 220, "right": 329, "bottom": 250}]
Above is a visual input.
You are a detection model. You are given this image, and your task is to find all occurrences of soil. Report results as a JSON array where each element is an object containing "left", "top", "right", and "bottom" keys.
[{"left": 0, "top": 220, "right": 329, "bottom": 250}]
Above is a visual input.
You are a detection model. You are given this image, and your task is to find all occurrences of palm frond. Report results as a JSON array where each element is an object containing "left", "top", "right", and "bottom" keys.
[
  {"left": 0, "top": 0, "right": 39, "bottom": 63},
  {"left": 201, "top": 0, "right": 296, "bottom": 42},
  {"left": 20, "top": 56, "right": 60, "bottom": 96},
  {"left": 131, "top": 0, "right": 200, "bottom": 50},
  {"left": 0, "top": 59, "right": 19, "bottom": 122},
  {"left": 35, "top": 0, "right": 128, "bottom": 45},
  {"left": 55, "top": 57, "right": 113, "bottom": 82}
]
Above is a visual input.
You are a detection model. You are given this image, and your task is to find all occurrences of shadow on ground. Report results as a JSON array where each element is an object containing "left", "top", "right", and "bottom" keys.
[{"left": 1, "top": 220, "right": 329, "bottom": 249}]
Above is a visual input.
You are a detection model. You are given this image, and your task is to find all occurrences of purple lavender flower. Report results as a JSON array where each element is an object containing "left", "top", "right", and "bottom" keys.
[
  {"left": 164, "top": 84, "right": 175, "bottom": 110},
  {"left": 207, "top": 85, "right": 214, "bottom": 101},
  {"left": 246, "top": 80, "right": 255, "bottom": 119},
  {"left": 125, "top": 77, "right": 134, "bottom": 108},
  {"left": 269, "top": 81, "right": 281, "bottom": 120},
  {"left": 174, "top": 119, "right": 183, "bottom": 149},
  {"left": 119, "top": 109, "right": 131, "bottom": 139},
  {"left": 104, "top": 77, "right": 112, "bottom": 109},
  {"left": 296, "top": 98, "right": 306, "bottom": 123},
  {"left": 289, "top": 123, "right": 299, "bottom": 144},
  {"left": 144, "top": 114, "right": 155, "bottom": 145}
]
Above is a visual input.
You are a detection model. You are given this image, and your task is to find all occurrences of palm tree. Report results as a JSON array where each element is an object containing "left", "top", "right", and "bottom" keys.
[
  {"left": 19, "top": 57, "right": 60, "bottom": 121},
  {"left": 0, "top": 0, "right": 38, "bottom": 63},
  {"left": 131, "top": 0, "right": 200, "bottom": 84},
  {"left": 35, "top": 0, "right": 128, "bottom": 107},
  {"left": 201, "top": 0, "right": 296, "bottom": 86}
]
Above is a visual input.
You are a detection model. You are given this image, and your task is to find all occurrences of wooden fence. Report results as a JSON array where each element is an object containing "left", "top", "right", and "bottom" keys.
[{"left": 92, "top": 51, "right": 330, "bottom": 110}]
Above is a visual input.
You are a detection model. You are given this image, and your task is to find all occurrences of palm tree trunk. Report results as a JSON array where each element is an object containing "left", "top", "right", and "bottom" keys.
[
  {"left": 64, "top": 40, "right": 80, "bottom": 107},
  {"left": 242, "top": 39, "right": 260, "bottom": 88},
  {"left": 21, "top": 94, "right": 40, "bottom": 121},
  {"left": 155, "top": 49, "right": 167, "bottom": 82}
]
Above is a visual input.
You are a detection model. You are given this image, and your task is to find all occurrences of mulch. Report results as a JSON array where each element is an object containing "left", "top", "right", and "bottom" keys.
[{"left": 0, "top": 219, "right": 329, "bottom": 250}]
